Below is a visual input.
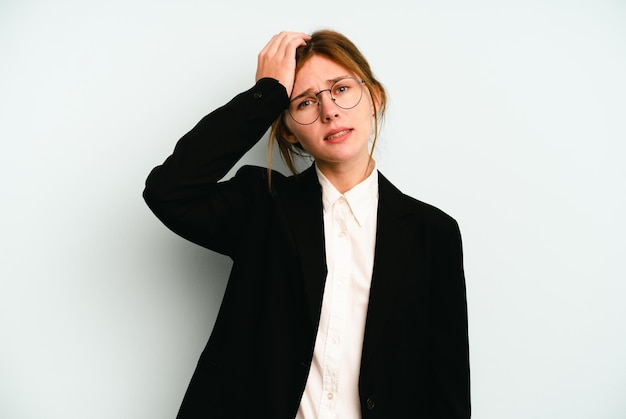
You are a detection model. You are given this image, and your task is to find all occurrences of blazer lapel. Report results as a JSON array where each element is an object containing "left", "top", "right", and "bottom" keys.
[
  {"left": 280, "top": 168, "right": 416, "bottom": 352},
  {"left": 361, "top": 172, "right": 415, "bottom": 363},
  {"left": 280, "top": 165, "right": 328, "bottom": 328}
]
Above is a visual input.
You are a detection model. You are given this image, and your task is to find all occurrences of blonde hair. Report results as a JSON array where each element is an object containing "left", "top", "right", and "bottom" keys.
[{"left": 268, "top": 29, "right": 387, "bottom": 176}]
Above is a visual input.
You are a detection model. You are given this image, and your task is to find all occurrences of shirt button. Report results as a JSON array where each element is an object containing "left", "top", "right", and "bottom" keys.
[
  {"left": 327, "top": 392, "right": 334, "bottom": 400},
  {"left": 332, "top": 336, "right": 340, "bottom": 345},
  {"left": 253, "top": 91, "right": 263, "bottom": 99},
  {"left": 366, "top": 397, "right": 375, "bottom": 410}
]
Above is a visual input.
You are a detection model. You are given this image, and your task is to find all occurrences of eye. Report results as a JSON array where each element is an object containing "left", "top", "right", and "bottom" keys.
[
  {"left": 296, "top": 97, "right": 317, "bottom": 110},
  {"left": 333, "top": 84, "right": 350, "bottom": 96},
  {"left": 335, "top": 84, "right": 350, "bottom": 94}
]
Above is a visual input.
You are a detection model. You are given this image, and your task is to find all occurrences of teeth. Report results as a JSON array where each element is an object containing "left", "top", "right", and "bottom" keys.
[{"left": 326, "top": 130, "right": 350, "bottom": 140}]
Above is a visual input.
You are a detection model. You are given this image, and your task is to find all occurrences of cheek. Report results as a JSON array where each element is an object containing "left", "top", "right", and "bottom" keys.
[{"left": 358, "top": 103, "right": 375, "bottom": 128}]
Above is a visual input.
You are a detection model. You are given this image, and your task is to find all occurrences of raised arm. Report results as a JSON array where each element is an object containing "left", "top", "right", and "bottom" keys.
[{"left": 143, "top": 32, "right": 310, "bottom": 255}]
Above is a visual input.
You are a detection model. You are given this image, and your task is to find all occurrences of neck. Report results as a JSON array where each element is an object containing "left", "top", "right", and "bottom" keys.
[{"left": 316, "top": 158, "right": 375, "bottom": 194}]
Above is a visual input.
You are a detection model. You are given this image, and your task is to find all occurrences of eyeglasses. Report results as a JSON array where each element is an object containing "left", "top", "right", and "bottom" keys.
[{"left": 288, "top": 77, "right": 365, "bottom": 125}]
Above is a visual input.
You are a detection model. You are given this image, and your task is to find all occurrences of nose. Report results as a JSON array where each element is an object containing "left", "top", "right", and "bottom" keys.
[{"left": 318, "top": 91, "right": 340, "bottom": 121}]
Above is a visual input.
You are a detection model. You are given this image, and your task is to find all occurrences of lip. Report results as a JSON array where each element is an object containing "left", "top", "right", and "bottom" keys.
[{"left": 324, "top": 128, "right": 353, "bottom": 143}]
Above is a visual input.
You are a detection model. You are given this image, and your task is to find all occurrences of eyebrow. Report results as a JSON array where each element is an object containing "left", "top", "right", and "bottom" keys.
[{"left": 291, "top": 75, "right": 353, "bottom": 101}]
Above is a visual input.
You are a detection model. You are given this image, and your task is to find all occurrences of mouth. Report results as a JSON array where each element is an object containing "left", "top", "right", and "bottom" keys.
[{"left": 324, "top": 129, "right": 352, "bottom": 141}]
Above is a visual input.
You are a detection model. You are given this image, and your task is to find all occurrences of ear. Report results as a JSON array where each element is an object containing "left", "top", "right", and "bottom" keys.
[
  {"left": 278, "top": 115, "right": 300, "bottom": 145},
  {"left": 285, "top": 132, "right": 299, "bottom": 144},
  {"left": 278, "top": 114, "right": 299, "bottom": 145}
]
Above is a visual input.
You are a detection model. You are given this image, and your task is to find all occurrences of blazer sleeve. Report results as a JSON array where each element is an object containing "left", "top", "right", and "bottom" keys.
[
  {"left": 143, "top": 78, "right": 289, "bottom": 256},
  {"left": 428, "top": 218, "right": 471, "bottom": 418}
]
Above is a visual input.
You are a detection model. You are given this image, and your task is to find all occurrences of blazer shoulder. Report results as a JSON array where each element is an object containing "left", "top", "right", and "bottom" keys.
[
  {"left": 231, "top": 164, "right": 288, "bottom": 187},
  {"left": 407, "top": 194, "right": 458, "bottom": 227},
  {"left": 379, "top": 171, "right": 459, "bottom": 231},
  {"left": 232, "top": 165, "right": 317, "bottom": 203}
]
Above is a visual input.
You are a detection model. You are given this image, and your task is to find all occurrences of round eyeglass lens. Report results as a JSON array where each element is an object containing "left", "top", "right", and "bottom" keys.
[{"left": 288, "top": 78, "right": 364, "bottom": 125}]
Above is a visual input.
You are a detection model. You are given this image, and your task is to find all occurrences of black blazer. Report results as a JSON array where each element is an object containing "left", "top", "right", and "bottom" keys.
[{"left": 144, "top": 78, "right": 470, "bottom": 418}]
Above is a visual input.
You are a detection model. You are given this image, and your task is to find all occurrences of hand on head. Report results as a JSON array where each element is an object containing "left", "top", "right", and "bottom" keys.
[{"left": 256, "top": 31, "right": 311, "bottom": 97}]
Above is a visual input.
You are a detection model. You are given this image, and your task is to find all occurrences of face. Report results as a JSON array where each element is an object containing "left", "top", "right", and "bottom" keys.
[{"left": 285, "top": 55, "right": 376, "bottom": 174}]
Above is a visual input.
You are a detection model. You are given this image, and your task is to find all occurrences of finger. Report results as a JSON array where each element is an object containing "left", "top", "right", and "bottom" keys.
[
  {"left": 259, "top": 33, "right": 283, "bottom": 57},
  {"left": 255, "top": 32, "right": 310, "bottom": 93},
  {"left": 263, "top": 31, "right": 310, "bottom": 58},
  {"left": 282, "top": 32, "right": 311, "bottom": 54}
]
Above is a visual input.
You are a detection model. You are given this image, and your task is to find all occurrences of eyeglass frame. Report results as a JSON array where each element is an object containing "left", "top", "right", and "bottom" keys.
[{"left": 287, "top": 77, "right": 366, "bottom": 125}]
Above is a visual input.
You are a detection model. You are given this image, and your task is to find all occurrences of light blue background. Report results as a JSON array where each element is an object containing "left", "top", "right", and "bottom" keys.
[{"left": 1, "top": 1, "right": 625, "bottom": 418}]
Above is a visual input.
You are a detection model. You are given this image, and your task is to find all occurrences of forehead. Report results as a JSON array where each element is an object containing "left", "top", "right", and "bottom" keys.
[{"left": 293, "top": 55, "right": 353, "bottom": 90}]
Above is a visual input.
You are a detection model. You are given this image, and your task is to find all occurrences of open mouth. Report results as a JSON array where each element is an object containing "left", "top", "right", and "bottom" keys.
[{"left": 325, "top": 129, "right": 352, "bottom": 141}]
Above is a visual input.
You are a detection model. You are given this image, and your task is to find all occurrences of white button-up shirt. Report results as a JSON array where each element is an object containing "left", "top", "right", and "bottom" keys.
[{"left": 297, "top": 163, "right": 379, "bottom": 419}]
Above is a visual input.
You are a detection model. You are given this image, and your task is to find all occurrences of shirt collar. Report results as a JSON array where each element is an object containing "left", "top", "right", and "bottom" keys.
[{"left": 315, "top": 161, "right": 379, "bottom": 227}]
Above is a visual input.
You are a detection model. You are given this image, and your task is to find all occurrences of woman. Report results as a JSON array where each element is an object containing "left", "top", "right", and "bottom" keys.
[{"left": 144, "top": 30, "right": 470, "bottom": 419}]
